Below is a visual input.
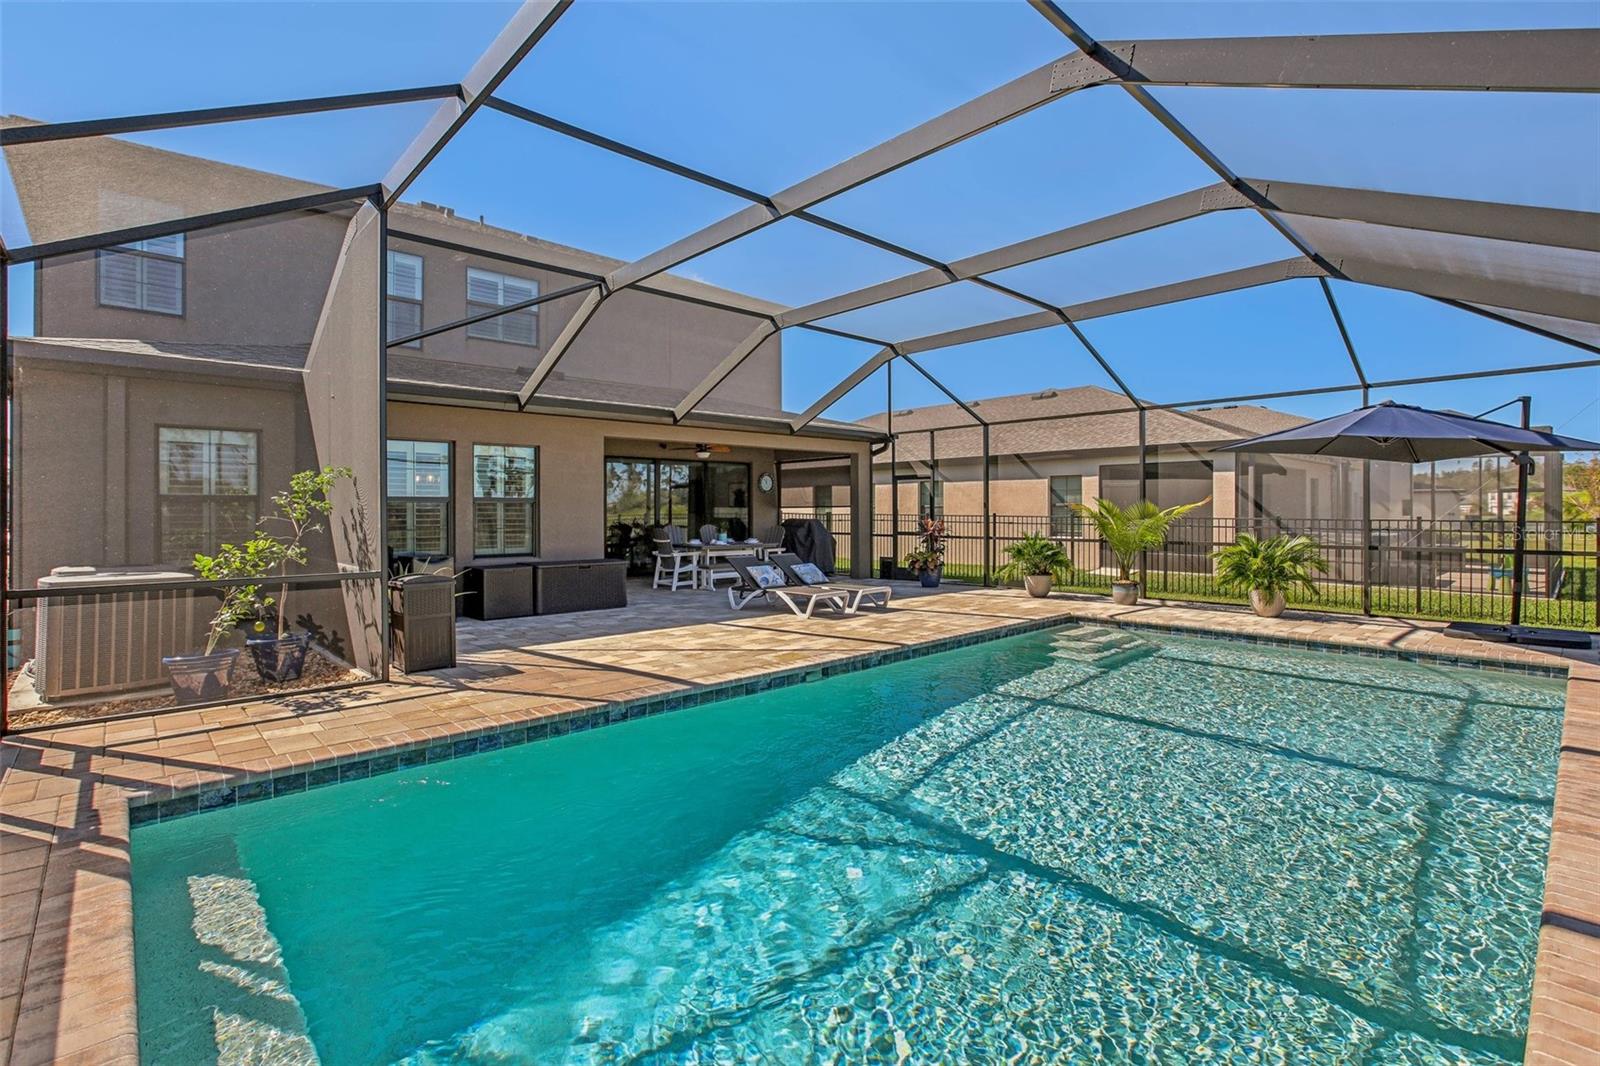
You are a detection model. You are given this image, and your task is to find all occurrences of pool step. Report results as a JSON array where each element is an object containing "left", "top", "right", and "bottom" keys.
[
  {"left": 187, "top": 874, "right": 320, "bottom": 1066},
  {"left": 1049, "top": 627, "right": 1155, "bottom": 668}
]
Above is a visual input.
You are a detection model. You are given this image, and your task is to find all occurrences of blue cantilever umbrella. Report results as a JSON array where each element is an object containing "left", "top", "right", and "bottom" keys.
[{"left": 1219, "top": 401, "right": 1600, "bottom": 644}]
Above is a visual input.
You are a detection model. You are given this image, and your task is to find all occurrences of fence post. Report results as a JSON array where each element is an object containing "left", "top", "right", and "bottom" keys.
[
  {"left": 981, "top": 425, "right": 992, "bottom": 587},
  {"left": 1414, "top": 515, "right": 1423, "bottom": 616},
  {"left": 1361, "top": 460, "right": 1373, "bottom": 616}
]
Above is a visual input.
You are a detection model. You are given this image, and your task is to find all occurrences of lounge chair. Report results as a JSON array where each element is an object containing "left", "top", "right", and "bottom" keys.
[
  {"left": 769, "top": 552, "right": 892, "bottom": 614},
  {"left": 724, "top": 555, "right": 850, "bottom": 618},
  {"left": 651, "top": 533, "right": 698, "bottom": 591}
]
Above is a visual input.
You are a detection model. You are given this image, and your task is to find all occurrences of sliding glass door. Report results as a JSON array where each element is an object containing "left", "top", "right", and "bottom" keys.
[{"left": 604, "top": 458, "right": 751, "bottom": 566}]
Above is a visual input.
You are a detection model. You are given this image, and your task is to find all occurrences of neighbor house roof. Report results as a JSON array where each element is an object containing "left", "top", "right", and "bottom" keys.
[{"left": 859, "top": 385, "right": 1310, "bottom": 464}]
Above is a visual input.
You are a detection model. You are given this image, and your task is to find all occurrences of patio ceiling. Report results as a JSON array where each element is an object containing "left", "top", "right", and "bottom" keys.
[{"left": 2, "top": 2, "right": 1597, "bottom": 433}]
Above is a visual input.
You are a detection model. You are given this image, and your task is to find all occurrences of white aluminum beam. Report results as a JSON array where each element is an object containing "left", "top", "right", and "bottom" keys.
[
  {"left": 383, "top": 0, "right": 571, "bottom": 207},
  {"left": 789, "top": 259, "right": 1317, "bottom": 432},
  {"left": 1092, "top": 29, "right": 1600, "bottom": 93},
  {"left": 515, "top": 49, "right": 1118, "bottom": 401}
]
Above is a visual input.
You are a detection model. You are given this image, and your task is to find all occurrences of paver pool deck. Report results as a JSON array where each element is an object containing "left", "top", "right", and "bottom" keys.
[{"left": 1, "top": 583, "right": 1596, "bottom": 1065}]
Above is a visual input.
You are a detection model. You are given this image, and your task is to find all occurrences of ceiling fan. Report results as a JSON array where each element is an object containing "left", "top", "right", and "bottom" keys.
[{"left": 662, "top": 442, "right": 732, "bottom": 459}]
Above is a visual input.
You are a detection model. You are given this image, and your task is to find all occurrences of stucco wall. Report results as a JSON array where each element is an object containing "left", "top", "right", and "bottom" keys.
[{"left": 385, "top": 403, "right": 864, "bottom": 563}]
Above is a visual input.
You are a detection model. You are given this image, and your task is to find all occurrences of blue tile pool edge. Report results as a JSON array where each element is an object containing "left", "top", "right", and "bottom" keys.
[{"left": 129, "top": 613, "right": 1573, "bottom": 827}]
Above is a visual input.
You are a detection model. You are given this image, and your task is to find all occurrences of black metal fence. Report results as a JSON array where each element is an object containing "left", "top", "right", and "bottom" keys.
[{"left": 784, "top": 509, "right": 1599, "bottom": 629}]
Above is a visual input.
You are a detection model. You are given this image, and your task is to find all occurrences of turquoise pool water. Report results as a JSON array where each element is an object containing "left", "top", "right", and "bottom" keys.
[{"left": 131, "top": 625, "right": 1567, "bottom": 1065}]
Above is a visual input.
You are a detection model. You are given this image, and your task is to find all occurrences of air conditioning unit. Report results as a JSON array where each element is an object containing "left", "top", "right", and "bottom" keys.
[{"left": 33, "top": 567, "right": 207, "bottom": 701}]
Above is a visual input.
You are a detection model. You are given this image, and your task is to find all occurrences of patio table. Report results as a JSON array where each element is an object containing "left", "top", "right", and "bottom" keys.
[{"left": 692, "top": 542, "right": 783, "bottom": 587}]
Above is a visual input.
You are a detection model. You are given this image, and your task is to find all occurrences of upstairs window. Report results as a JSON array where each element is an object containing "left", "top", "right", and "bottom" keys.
[
  {"left": 473, "top": 444, "right": 538, "bottom": 555},
  {"left": 97, "top": 234, "right": 184, "bottom": 315},
  {"left": 158, "top": 427, "right": 258, "bottom": 562},
  {"left": 387, "top": 251, "right": 424, "bottom": 348},
  {"left": 466, "top": 268, "right": 538, "bottom": 346}
]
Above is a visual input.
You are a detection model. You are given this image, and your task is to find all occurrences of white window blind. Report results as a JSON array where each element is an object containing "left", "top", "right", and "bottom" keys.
[
  {"left": 387, "top": 251, "right": 423, "bottom": 300},
  {"left": 97, "top": 234, "right": 185, "bottom": 315},
  {"left": 466, "top": 268, "right": 538, "bottom": 345},
  {"left": 157, "top": 427, "right": 258, "bottom": 561},
  {"left": 472, "top": 444, "right": 538, "bottom": 555},
  {"left": 387, "top": 251, "right": 424, "bottom": 347}
]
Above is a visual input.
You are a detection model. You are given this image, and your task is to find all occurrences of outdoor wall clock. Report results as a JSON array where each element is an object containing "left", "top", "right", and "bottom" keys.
[{"left": 758, "top": 472, "right": 775, "bottom": 493}]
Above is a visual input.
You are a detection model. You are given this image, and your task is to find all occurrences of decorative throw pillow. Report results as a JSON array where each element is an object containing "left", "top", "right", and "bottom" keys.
[
  {"left": 792, "top": 562, "right": 829, "bottom": 585},
  {"left": 749, "top": 564, "right": 787, "bottom": 588}
]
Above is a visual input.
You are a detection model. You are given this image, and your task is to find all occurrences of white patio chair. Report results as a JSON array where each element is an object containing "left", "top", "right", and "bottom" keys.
[{"left": 651, "top": 534, "right": 698, "bottom": 591}]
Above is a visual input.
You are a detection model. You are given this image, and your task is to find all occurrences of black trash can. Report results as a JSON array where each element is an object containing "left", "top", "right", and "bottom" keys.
[{"left": 389, "top": 573, "right": 457, "bottom": 672}]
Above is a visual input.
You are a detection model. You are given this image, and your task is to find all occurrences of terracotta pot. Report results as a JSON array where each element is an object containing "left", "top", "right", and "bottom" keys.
[
  {"left": 1110, "top": 581, "right": 1140, "bottom": 605},
  {"left": 1024, "top": 574, "right": 1053, "bottom": 598},
  {"left": 1250, "top": 589, "right": 1287, "bottom": 617}
]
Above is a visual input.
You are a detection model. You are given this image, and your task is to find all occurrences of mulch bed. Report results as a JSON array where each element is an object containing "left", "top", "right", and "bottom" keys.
[{"left": 5, "top": 650, "right": 370, "bottom": 729}]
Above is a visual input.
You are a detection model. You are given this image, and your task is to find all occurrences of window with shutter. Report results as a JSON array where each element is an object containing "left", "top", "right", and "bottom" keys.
[
  {"left": 386, "top": 251, "right": 424, "bottom": 348},
  {"left": 472, "top": 444, "right": 538, "bottom": 554},
  {"left": 157, "top": 427, "right": 259, "bottom": 562},
  {"left": 97, "top": 235, "right": 185, "bottom": 315},
  {"left": 386, "top": 440, "right": 452, "bottom": 555},
  {"left": 465, "top": 267, "right": 539, "bottom": 346}
]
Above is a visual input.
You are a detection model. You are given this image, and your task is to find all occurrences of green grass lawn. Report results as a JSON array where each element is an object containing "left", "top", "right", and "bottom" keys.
[{"left": 922, "top": 561, "right": 1597, "bottom": 629}]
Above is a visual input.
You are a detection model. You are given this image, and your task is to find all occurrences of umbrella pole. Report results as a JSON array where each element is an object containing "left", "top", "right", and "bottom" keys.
[{"left": 1510, "top": 396, "right": 1532, "bottom": 629}]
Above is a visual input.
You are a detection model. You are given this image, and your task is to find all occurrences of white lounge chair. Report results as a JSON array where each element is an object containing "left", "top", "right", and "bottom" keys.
[
  {"left": 724, "top": 555, "right": 849, "bottom": 618},
  {"left": 769, "top": 552, "right": 892, "bottom": 614}
]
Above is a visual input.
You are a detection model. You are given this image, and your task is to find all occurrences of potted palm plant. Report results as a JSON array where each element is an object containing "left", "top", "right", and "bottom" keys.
[
  {"left": 1074, "top": 498, "right": 1208, "bottom": 605},
  {"left": 1212, "top": 533, "right": 1327, "bottom": 617},
  {"left": 995, "top": 531, "right": 1073, "bottom": 597},
  {"left": 904, "top": 516, "right": 946, "bottom": 587}
]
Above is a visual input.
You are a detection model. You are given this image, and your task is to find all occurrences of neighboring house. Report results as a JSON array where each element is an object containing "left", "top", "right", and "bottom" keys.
[
  {"left": 782, "top": 384, "right": 1560, "bottom": 531},
  {"left": 4, "top": 118, "right": 878, "bottom": 674}
]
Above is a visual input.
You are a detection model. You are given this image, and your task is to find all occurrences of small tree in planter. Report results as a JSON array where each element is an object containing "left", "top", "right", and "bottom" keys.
[
  {"left": 245, "top": 466, "right": 353, "bottom": 682},
  {"left": 161, "top": 466, "right": 351, "bottom": 703},
  {"left": 904, "top": 516, "right": 946, "bottom": 587},
  {"left": 995, "top": 532, "right": 1073, "bottom": 597},
  {"left": 162, "top": 543, "right": 276, "bottom": 704},
  {"left": 1212, "top": 533, "right": 1327, "bottom": 617},
  {"left": 1073, "top": 498, "right": 1208, "bottom": 604}
]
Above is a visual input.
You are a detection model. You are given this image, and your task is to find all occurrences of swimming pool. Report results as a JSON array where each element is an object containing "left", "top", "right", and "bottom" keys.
[{"left": 131, "top": 624, "right": 1566, "bottom": 1064}]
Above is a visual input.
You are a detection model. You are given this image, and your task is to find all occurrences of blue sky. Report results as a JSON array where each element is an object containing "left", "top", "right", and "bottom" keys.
[{"left": 3, "top": 1, "right": 1596, "bottom": 436}]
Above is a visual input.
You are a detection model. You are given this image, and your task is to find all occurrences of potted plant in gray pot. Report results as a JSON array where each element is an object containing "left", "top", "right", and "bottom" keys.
[
  {"left": 1074, "top": 498, "right": 1208, "bottom": 605},
  {"left": 1212, "top": 533, "right": 1327, "bottom": 618},
  {"left": 161, "top": 554, "right": 262, "bottom": 704},
  {"left": 244, "top": 466, "right": 351, "bottom": 682},
  {"left": 995, "top": 531, "right": 1073, "bottom": 597}
]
